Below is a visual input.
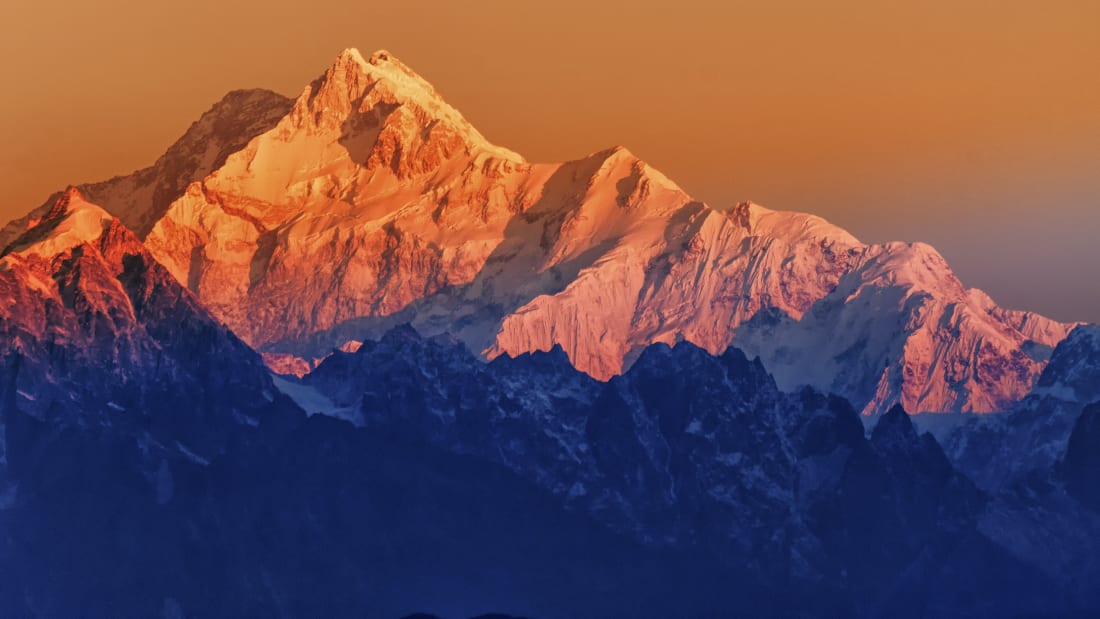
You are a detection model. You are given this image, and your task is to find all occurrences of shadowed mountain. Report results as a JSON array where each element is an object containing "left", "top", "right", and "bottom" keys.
[
  {"left": 290, "top": 326, "right": 1084, "bottom": 617},
  {"left": 0, "top": 188, "right": 283, "bottom": 471}
]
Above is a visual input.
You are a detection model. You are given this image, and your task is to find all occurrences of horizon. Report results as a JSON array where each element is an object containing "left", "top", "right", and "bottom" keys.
[{"left": 1, "top": 1, "right": 1097, "bottom": 323}]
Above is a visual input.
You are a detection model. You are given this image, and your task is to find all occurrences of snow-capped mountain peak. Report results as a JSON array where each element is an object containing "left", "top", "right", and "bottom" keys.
[
  {"left": 284, "top": 47, "right": 522, "bottom": 165},
  {"left": 2, "top": 188, "right": 115, "bottom": 260},
  {"left": 725, "top": 200, "right": 861, "bottom": 247},
  {"left": 0, "top": 89, "right": 294, "bottom": 249}
]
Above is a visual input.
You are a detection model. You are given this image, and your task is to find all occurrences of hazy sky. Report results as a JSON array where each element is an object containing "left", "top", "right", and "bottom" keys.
[{"left": 2, "top": 0, "right": 1097, "bottom": 322}]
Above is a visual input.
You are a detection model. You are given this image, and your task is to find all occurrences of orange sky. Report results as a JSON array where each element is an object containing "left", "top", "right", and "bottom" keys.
[{"left": 2, "top": 0, "right": 1098, "bottom": 321}]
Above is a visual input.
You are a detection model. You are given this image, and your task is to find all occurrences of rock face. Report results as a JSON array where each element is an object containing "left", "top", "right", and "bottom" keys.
[
  {"left": 7, "top": 48, "right": 1072, "bottom": 414},
  {"left": 0, "top": 188, "right": 280, "bottom": 470}
]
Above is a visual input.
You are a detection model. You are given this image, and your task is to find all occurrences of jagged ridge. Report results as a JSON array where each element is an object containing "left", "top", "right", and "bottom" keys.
[{"left": 4, "top": 48, "right": 1077, "bottom": 414}]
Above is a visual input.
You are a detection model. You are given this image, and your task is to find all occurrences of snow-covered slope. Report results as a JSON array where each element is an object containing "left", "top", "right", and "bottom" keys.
[
  {"left": 6, "top": 48, "right": 1073, "bottom": 414},
  {"left": 0, "top": 89, "right": 293, "bottom": 248},
  {"left": 733, "top": 242, "right": 1074, "bottom": 413},
  {"left": 931, "top": 324, "right": 1100, "bottom": 490}
]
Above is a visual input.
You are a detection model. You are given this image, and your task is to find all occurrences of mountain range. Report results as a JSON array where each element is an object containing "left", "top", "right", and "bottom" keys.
[
  {"left": 2, "top": 48, "right": 1074, "bottom": 416},
  {"left": 1, "top": 48, "right": 1098, "bottom": 617}
]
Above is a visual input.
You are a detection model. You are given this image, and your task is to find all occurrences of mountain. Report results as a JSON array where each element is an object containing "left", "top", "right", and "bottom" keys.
[
  {"left": 1, "top": 398, "right": 763, "bottom": 618},
  {"left": 0, "top": 195, "right": 798, "bottom": 617},
  {"left": 288, "top": 326, "right": 1083, "bottom": 617},
  {"left": 1035, "top": 324, "right": 1100, "bottom": 402},
  {"left": 0, "top": 190, "right": 754, "bottom": 618},
  {"left": 0, "top": 187, "right": 1093, "bottom": 615},
  {"left": 0, "top": 88, "right": 293, "bottom": 248},
  {"left": 931, "top": 324, "right": 1100, "bottom": 491},
  {"left": 146, "top": 49, "right": 1075, "bottom": 414},
  {"left": 734, "top": 245, "right": 1077, "bottom": 413},
  {"left": 5, "top": 48, "right": 1073, "bottom": 418},
  {"left": 0, "top": 187, "right": 286, "bottom": 483}
]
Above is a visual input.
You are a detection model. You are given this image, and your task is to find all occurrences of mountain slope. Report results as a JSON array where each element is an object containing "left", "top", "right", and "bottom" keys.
[
  {"left": 0, "top": 88, "right": 293, "bottom": 248},
  {"left": 8, "top": 48, "right": 1071, "bottom": 414},
  {"left": 932, "top": 324, "right": 1100, "bottom": 490},
  {"left": 733, "top": 242, "right": 1074, "bottom": 413},
  {"left": 0, "top": 188, "right": 281, "bottom": 473}
]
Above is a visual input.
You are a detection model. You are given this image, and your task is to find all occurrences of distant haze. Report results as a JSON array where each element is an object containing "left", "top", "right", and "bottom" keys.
[{"left": 2, "top": 0, "right": 1097, "bottom": 322}]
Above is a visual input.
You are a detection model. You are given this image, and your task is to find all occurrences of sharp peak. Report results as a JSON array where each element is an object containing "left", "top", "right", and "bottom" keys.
[
  {"left": 336, "top": 47, "right": 401, "bottom": 67},
  {"left": 566, "top": 144, "right": 691, "bottom": 197},
  {"left": 859, "top": 241, "right": 959, "bottom": 283},
  {"left": 871, "top": 403, "right": 917, "bottom": 441},
  {"left": 586, "top": 145, "right": 641, "bottom": 164},
  {"left": 46, "top": 187, "right": 107, "bottom": 219},
  {"left": 327, "top": 46, "right": 424, "bottom": 87},
  {"left": 725, "top": 199, "right": 840, "bottom": 222},
  {"left": 569, "top": 145, "right": 643, "bottom": 172},
  {"left": 2, "top": 189, "right": 122, "bottom": 260},
  {"left": 299, "top": 46, "right": 525, "bottom": 163},
  {"left": 210, "top": 88, "right": 294, "bottom": 108},
  {"left": 336, "top": 47, "right": 368, "bottom": 65},
  {"left": 601, "top": 144, "right": 636, "bottom": 157}
]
